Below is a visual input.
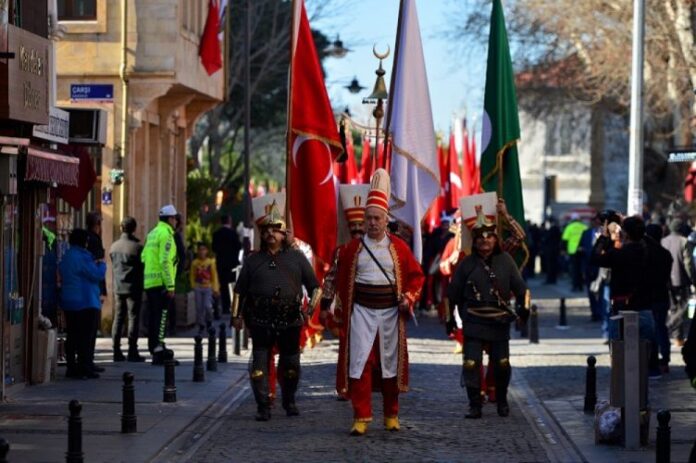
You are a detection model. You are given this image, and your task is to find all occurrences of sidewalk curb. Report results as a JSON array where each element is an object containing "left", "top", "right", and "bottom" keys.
[
  {"left": 511, "top": 370, "right": 587, "bottom": 462},
  {"left": 150, "top": 372, "right": 250, "bottom": 462}
]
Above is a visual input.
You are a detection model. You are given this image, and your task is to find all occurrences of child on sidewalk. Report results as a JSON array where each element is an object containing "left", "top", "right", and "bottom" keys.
[{"left": 190, "top": 242, "right": 220, "bottom": 334}]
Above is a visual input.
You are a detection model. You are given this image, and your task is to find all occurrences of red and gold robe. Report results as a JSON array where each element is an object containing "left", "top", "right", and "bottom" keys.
[{"left": 333, "top": 234, "right": 424, "bottom": 395}]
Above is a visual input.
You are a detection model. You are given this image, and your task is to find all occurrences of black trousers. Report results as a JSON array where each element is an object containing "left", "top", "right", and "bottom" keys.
[
  {"left": 218, "top": 269, "right": 235, "bottom": 314},
  {"left": 112, "top": 293, "right": 142, "bottom": 349},
  {"left": 65, "top": 309, "right": 98, "bottom": 373},
  {"left": 463, "top": 337, "right": 511, "bottom": 402},
  {"left": 146, "top": 287, "right": 168, "bottom": 353},
  {"left": 249, "top": 325, "right": 302, "bottom": 408}
]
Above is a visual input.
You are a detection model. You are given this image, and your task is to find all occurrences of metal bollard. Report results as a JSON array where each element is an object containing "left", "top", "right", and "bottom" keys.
[
  {"left": 163, "top": 350, "right": 177, "bottom": 403},
  {"left": 529, "top": 304, "right": 540, "bottom": 344},
  {"left": 0, "top": 436, "right": 10, "bottom": 463},
  {"left": 584, "top": 356, "right": 597, "bottom": 413},
  {"left": 121, "top": 372, "right": 137, "bottom": 433},
  {"left": 656, "top": 409, "right": 671, "bottom": 463},
  {"left": 66, "top": 400, "right": 84, "bottom": 463},
  {"left": 193, "top": 336, "right": 205, "bottom": 382},
  {"left": 218, "top": 323, "right": 228, "bottom": 363},
  {"left": 207, "top": 327, "right": 218, "bottom": 372},
  {"left": 556, "top": 298, "right": 569, "bottom": 329}
]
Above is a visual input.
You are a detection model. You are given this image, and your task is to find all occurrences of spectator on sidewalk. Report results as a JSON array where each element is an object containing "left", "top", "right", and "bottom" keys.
[
  {"left": 580, "top": 214, "right": 604, "bottom": 322},
  {"left": 562, "top": 213, "right": 588, "bottom": 292},
  {"left": 190, "top": 242, "right": 220, "bottom": 335},
  {"left": 541, "top": 217, "right": 561, "bottom": 284},
  {"left": 167, "top": 213, "right": 187, "bottom": 334},
  {"left": 109, "top": 216, "right": 145, "bottom": 363},
  {"left": 142, "top": 205, "right": 179, "bottom": 365},
  {"left": 661, "top": 219, "right": 693, "bottom": 347},
  {"left": 591, "top": 216, "right": 660, "bottom": 378},
  {"left": 212, "top": 215, "right": 242, "bottom": 317},
  {"left": 60, "top": 229, "right": 106, "bottom": 379},
  {"left": 85, "top": 211, "right": 106, "bottom": 374},
  {"left": 645, "top": 224, "right": 673, "bottom": 373}
]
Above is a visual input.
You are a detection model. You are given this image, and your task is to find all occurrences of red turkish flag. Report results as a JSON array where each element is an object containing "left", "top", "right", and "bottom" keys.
[
  {"left": 468, "top": 130, "right": 480, "bottom": 194},
  {"left": 425, "top": 143, "right": 447, "bottom": 232},
  {"left": 334, "top": 132, "right": 359, "bottom": 184},
  {"left": 288, "top": 0, "right": 343, "bottom": 265},
  {"left": 199, "top": 0, "right": 222, "bottom": 75},
  {"left": 359, "top": 137, "right": 372, "bottom": 183},
  {"left": 446, "top": 133, "right": 464, "bottom": 211}
]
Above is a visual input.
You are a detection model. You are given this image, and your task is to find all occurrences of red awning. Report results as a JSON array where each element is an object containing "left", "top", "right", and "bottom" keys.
[{"left": 25, "top": 146, "right": 80, "bottom": 186}]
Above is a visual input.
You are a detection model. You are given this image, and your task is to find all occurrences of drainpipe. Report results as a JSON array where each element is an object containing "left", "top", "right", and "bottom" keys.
[{"left": 118, "top": 0, "right": 129, "bottom": 225}]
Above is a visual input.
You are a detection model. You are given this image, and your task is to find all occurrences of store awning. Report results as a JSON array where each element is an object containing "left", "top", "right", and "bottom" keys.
[{"left": 25, "top": 146, "right": 80, "bottom": 187}]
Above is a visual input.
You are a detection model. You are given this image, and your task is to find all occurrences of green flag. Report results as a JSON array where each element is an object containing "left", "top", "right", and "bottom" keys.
[{"left": 480, "top": 0, "right": 525, "bottom": 229}]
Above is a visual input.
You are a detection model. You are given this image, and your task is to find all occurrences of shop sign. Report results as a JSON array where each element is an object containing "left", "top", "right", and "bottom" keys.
[
  {"left": 0, "top": 24, "right": 49, "bottom": 125},
  {"left": 668, "top": 149, "right": 696, "bottom": 163},
  {"left": 33, "top": 107, "right": 70, "bottom": 144}
]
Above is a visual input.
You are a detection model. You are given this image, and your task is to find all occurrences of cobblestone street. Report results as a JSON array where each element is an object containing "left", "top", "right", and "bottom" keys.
[{"left": 190, "top": 316, "right": 551, "bottom": 463}]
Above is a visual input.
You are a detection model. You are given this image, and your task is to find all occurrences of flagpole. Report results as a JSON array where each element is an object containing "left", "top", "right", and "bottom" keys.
[
  {"left": 382, "top": 0, "right": 405, "bottom": 169},
  {"left": 286, "top": 0, "right": 297, "bottom": 225}
]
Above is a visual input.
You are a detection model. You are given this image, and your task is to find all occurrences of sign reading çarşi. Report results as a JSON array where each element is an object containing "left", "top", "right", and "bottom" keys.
[
  {"left": 70, "top": 84, "right": 114, "bottom": 102},
  {"left": 32, "top": 107, "right": 70, "bottom": 144},
  {"left": 668, "top": 149, "right": 696, "bottom": 163}
]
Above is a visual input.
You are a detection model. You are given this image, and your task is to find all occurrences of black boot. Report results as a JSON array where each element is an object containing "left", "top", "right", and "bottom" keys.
[
  {"left": 255, "top": 405, "right": 271, "bottom": 421},
  {"left": 494, "top": 357, "right": 512, "bottom": 418},
  {"left": 127, "top": 341, "right": 145, "bottom": 362},
  {"left": 465, "top": 387, "right": 482, "bottom": 419},
  {"left": 251, "top": 349, "right": 271, "bottom": 420},
  {"left": 497, "top": 400, "right": 510, "bottom": 417},
  {"left": 113, "top": 346, "right": 126, "bottom": 362},
  {"left": 280, "top": 353, "right": 301, "bottom": 417}
]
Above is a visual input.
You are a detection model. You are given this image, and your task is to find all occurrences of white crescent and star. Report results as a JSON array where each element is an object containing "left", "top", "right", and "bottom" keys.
[{"left": 292, "top": 135, "right": 334, "bottom": 185}]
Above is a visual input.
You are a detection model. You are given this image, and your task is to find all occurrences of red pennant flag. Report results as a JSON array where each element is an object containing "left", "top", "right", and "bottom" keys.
[
  {"left": 469, "top": 130, "right": 480, "bottom": 194},
  {"left": 359, "top": 136, "right": 373, "bottom": 183},
  {"left": 199, "top": 0, "right": 222, "bottom": 75},
  {"left": 288, "top": 0, "right": 343, "bottom": 265},
  {"left": 333, "top": 132, "right": 359, "bottom": 184},
  {"left": 446, "top": 133, "right": 464, "bottom": 210}
]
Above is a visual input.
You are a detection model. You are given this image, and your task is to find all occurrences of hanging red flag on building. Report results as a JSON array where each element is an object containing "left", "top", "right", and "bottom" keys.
[
  {"left": 287, "top": 0, "right": 343, "bottom": 266},
  {"left": 199, "top": 0, "right": 222, "bottom": 75}
]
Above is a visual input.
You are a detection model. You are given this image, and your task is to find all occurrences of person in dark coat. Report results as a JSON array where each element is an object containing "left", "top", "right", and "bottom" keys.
[
  {"left": 212, "top": 215, "right": 242, "bottom": 315},
  {"left": 85, "top": 211, "right": 106, "bottom": 374},
  {"left": 645, "top": 224, "right": 673, "bottom": 373},
  {"left": 109, "top": 216, "right": 145, "bottom": 362},
  {"left": 579, "top": 215, "right": 604, "bottom": 322},
  {"left": 541, "top": 217, "right": 561, "bottom": 284}
]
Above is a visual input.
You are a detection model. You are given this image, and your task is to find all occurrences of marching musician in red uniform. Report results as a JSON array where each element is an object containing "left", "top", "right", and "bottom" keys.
[{"left": 320, "top": 169, "right": 424, "bottom": 436}]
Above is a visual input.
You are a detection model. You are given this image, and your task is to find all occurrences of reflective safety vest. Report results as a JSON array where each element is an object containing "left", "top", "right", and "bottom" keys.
[{"left": 142, "top": 221, "right": 177, "bottom": 291}]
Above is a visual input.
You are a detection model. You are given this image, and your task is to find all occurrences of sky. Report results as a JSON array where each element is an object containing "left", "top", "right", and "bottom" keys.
[{"left": 312, "top": 0, "right": 489, "bottom": 138}]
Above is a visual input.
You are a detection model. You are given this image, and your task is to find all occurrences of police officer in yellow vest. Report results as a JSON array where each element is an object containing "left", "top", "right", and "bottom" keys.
[{"left": 142, "top": 204, "right": 179, "bottom": 365}]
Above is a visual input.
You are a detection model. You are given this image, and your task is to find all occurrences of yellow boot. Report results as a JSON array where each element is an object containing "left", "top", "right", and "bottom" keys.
[
  {"left": 350, "top": 420, "right": 369, "bottom": 436},
  {"left": 384, "top": 416, "right": 400, "bottom": 431}
]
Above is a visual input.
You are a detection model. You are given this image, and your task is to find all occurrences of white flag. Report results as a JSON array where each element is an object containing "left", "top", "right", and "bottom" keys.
[{"left": 387, "top": 0, "right": 439, "bottom": 263}]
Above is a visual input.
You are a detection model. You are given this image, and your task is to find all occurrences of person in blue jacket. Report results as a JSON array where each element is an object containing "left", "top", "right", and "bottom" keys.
[{"left": 60, "top": 228, "right": 107, "bottom": 379}]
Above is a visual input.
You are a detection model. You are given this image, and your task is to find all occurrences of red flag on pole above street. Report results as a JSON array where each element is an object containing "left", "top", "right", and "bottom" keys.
[
  {"left": 199, "top": 0, "right": 222, "bottom": 75},
  {"left": 446, "top": 132, "right": 463, "bottom": 210},
  {"left": 287, "top": 0, "right": 343, "bottom": 265}
]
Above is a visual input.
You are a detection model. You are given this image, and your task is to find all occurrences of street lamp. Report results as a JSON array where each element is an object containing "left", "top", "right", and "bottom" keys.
[
  {"left": 325, "top": 35, "right": 351, "bottom": 58},
  {"left": 363, "top": 45, "right": 390, "bottom": 172}
]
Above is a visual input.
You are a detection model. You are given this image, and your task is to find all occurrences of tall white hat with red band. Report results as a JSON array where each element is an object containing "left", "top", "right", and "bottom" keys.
[{"left": 365, "top": 168, "right": 390, "bottom": 213}]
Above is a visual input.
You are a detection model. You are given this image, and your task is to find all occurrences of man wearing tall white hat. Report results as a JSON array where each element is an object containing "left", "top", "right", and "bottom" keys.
[
  {"left": 319, "top": 183, "right": 369, "bottom": 400},
  {"left": 232, "top": 193, "right": 320, "bottom": 422},
  {"left": 447, "top": 193, "right": 529, "bottom": 419},
  {"left": 329, "top": 169, "right": 424, "bottom": 436}
]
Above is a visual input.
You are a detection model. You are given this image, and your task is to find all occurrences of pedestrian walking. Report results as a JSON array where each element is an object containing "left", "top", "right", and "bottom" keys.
[
  {"left": 645, "top": 223, "right": 673, "bottom": 374},
  {"left": 190, "top": 242, "right": 220, "bottom": 335},
  {"left": 85, "top": 211, "right": 106, "bottom": 373},
  {"left": 661, "top": 219, "right": 693, "bottom": 347},
  {"left": 447, "top": 195, "right": 529, "bottom": 419},
  {"left": 142, "top": 205, "right": 179, "bottom": 365},
  {"left": 109, "top": 216, "right": 145, "bottom": 362},
  {"left": 319, "top": 184, "right": 369, "bottom": 400},
  {"left": 232, "top": 194, "right": 320, "bottom": 421},
  {"left": 562, "top": 213, "right": 588, "bottom": 292},
  {"left": 580, "top": 215, "right": 605, "bottom": 322},
  {"left": 60, "top": 229, "right": 106, "bottom": 379},
  {"left": 212, "top": 215, "right": 242, "bottom": 316},
  {"left": 326, "top": 170, "right": 424, "bottom": 436}
]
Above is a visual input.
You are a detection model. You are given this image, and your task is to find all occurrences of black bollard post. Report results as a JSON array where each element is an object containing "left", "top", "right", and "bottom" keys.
[
  {"left": 689, "top": 438, "right": 696, "bottom": 463},
  {"left": 656, "top": 409, "right": 671, "bottom": 463},
  {"left": 218, "top": 323, "right": 228, "bottom": 363},
  {"left": 66, "top": 400, "right": 83, "bottom": 463},
  {"left": 207, "top": 327, "right": 218, "bottom": 372},
  {"left": 234, "top": 323, "right": 241, "bottom": 356},
  {"left": 193, "top": 336, "right": 205, "bottom": 382},
  {"left": 556, "top": 298, "right": 568, "bottom": 329},
  {"left": 584, "top": 356, "right": 597, "bottom": 413},
  {"left": 529, "top": 304, "right": 540, "bottom": 344},
  {"left": 163, "top": 350, "right": 177, "bottom": 403},
  {"left": 121, "top": 372, "right": 137, "bottom": 433},
  {"left": 0, "top": 437, "right": 9, "bottom": 463}
]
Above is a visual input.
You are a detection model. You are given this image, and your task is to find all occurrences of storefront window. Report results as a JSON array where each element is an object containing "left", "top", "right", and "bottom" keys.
[{"left": 57, "top": 0, "right": 96, "bottom": 21}]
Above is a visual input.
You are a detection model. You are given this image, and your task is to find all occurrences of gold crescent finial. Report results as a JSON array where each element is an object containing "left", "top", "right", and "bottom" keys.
[{"left": 373, "top": 44, "right": 390, "bottom": 60}]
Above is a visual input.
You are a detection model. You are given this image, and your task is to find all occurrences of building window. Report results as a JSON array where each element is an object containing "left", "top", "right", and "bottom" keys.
[{"left": 58, "top": 0, "right": 96, "bottom": 21}]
